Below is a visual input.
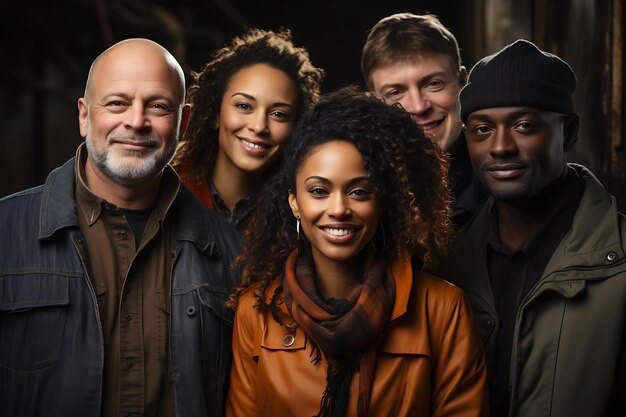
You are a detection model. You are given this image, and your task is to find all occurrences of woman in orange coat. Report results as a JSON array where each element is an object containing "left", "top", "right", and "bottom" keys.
[
  {"left": 226, "top": 87, "right": 488, "bottom": 417},
  {"left": 173, "top": 28, "right": 323, "bottom": 227}
]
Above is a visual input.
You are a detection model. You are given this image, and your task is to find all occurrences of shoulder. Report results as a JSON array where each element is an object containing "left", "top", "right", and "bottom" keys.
[
  {"left": 235, "top": 278, "right": 282, "bottom": 319},
  {"left": 411, "top": 270, "right": 466, "bottom": 310}
]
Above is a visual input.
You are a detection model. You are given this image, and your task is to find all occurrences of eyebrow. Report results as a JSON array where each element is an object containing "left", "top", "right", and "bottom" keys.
[
  {"left": 379, "top": 71, "right": 450, "bottom": 91},
  {"left": 231, "top": 92, "right": 294, "bottom": 108},
  {"left": 101, "top": 93, "right": 175, "bottom": 105},
  {"left": 303, "top": 175, "right": 371, "bottom": 186}
]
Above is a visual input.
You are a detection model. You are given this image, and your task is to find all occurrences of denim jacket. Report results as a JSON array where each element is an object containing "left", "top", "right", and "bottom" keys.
[{"left": 0, "top": 157, "right": 241, "bottom": 417}]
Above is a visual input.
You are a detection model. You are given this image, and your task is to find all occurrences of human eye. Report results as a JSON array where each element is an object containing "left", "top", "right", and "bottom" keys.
[
  {"left": 105, "top": 100, "right": 128, "bottom": 111},
  {"left": 148, "top": 102, "right": 172, "bottom": 115},
  {"left": 308, "top": 186, "right": 329, "bottom": 197},
  {"left": 349, "top": 187, "right": 373, "bottom": 200},
  {"left": 467, "top": 124, "right": 493, "bottom": 139},
  {"left": 425, "top": 79, "right": 445, "bottom": 91},
  {"left": 235, "top": 102, "right": 253, "bottom": 112},
  {"left": 513, "top": 121, "right": 538, "bottom": 134},
  {"left": 270, "top": 109, "right": 292, "bottom": 122},
  {"left": 383, "top": 89, "right": 403, "bottom": 103}
]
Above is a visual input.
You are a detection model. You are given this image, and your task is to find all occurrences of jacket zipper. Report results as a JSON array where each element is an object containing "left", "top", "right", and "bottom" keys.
[{"left": 73, "top": 236, "right": 105, "bottom": 414}]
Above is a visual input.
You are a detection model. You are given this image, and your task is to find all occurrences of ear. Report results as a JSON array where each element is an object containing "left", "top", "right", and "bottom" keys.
[
  {"left": 78, "top": 98, "right": 89, "bottom": 138},
  {"left": 179, "top": 103, "right": 191, "bottom": 138},
  {"left": 288, "top": 190, "right": 300, "bottom": 219},
  {"left": 563, "top": 114, "right": 579, "bottom": 152},
  {"left": 458, "top": 65, "right": 468, "bottom": 87}
]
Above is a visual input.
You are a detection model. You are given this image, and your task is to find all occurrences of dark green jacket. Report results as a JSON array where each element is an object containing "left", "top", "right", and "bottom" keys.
[{"left": 441, "top": 164, "right": 626, "bottom": 417}]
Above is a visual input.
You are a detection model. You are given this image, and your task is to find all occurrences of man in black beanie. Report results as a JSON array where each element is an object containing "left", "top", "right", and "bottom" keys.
[{"left": 441, "top": 39, "right": 626, "bottom": 417}]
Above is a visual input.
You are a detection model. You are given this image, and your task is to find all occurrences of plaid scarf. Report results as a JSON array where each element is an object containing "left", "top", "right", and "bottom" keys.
[{"left": 282, "top": 249, "right": 395, "bottom": 417}]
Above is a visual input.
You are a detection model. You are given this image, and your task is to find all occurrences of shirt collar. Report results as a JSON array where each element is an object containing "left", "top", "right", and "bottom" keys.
[
  {"left": 209, "top": 181, "right": 255, "bottom": 226},
  {"left": 74, "top": 143, "right": 181, "bottom": 226}
]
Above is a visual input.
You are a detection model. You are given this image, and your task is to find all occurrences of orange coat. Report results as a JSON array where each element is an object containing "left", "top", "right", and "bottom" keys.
[{"left": 226, "top": 258, "right": 488, "bottom": 417}]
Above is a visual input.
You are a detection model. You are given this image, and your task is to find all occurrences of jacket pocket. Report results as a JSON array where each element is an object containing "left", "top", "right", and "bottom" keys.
[{"left": 0, "top": 274, "right": 69, "bottom": 371}]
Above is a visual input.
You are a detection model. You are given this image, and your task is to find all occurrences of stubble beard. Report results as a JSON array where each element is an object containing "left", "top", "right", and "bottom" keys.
[{"left": 85, "top": 123, "right": 178, "bottom": 186}]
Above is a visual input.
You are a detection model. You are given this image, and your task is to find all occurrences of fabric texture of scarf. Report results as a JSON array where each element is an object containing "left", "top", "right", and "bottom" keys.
[{"left": 282, "top": 248, "right": 396, "bottom": 417}]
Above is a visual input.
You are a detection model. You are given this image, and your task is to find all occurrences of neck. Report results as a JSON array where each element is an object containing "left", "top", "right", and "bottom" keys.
[
  {"left": 494, "top": 176, "right": 568, "bottom": 252},
  {"left": 312, "top": 251, "right": 364, "bottom": 300},
  {"left": 85, "top": 159, "right": 161, "bottom": 209},
  {"left": 211, "top": 152, "right": 261, "bottom": 210},
  {"left": 495, "top": 202, "right": 547, "bottom": 252}
]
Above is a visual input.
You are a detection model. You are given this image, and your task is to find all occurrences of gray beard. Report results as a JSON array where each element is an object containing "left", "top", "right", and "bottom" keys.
[{"left": 85, "top": 130, "right": 178, "bottom": 186}]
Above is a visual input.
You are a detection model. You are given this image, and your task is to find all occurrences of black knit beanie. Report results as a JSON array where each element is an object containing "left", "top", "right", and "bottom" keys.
[{"left": 460, "top": 39, "right": 576, "bottom": 123}]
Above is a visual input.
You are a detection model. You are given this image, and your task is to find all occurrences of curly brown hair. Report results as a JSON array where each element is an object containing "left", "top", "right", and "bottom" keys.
[
  {"left": 172, "top": 27, "right": 324, "bottom": 184},
  {"left": 227, "top": 86, "right": 453, "bottom": 309}
]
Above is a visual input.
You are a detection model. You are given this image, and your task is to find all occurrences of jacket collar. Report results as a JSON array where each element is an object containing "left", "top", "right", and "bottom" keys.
[
  {"left": 541, "top": 164, "right": 625, "bottom": 279},
  {"left": 173, "top": 184, "right": 225, "bottom": 256},
  {"left": 389, "top": 256, "right": 413, "bottom": 320},
  {"left": 459, "top": 164, "right": 624, "bottom": 302},
  {"left": 38, "top": 149, "right": 225, "bottom": 256},
  {"left": 38, "top": 157, "right": 80, "bottom": 240}
]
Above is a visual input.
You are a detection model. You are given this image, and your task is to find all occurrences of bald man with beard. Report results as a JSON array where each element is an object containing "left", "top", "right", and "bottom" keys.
[{"left": 0, "top": 39, "right": 241, "bottom": 417}]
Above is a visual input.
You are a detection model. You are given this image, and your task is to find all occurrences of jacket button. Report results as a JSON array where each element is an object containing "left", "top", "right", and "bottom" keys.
[
  {"left": 482, "top": 319, "right": 493, "bottom": 330},
  {"left": 186, "top": 306, "right": 197, "bottom": 316},
  {"left": 282, "top": 334, "right": 295, "bottom": 347},
  {"left": 606, "top": 252, "right": 618, "bottom": 262},
  {"left": 125, "top": 313, "right": 133, "bottom": 321}
]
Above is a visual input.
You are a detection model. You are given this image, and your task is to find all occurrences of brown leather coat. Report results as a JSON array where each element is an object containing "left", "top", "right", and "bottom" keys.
[{"left": 226, "top": 258, "right": 488, "bottom": 417}]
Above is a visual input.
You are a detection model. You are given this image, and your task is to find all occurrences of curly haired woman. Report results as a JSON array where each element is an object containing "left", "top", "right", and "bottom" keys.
[
  {"left": 226, "top": 87, "right": 488, "bottom": 417},
  {"left": 173, "top": 28, "right": 324, "bottom": 226}
]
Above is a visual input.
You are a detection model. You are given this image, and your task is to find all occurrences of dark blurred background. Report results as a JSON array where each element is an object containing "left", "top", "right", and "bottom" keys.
[{"left": 1, "top": 0, "right": 624, "bottom": 210}]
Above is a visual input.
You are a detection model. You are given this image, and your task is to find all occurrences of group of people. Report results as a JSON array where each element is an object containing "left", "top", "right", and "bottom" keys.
[{"left": 0, "top": 10, "right": 624, "bottom": 417}]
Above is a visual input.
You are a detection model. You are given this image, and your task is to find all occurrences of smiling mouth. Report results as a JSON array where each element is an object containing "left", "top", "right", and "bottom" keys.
[
  {"left": 113, "top": 140, "right": 159, "bottom": 151},
  {"left": 239, "top": 137, "right": 273, "bottom": 150},
  {"left": 323, "top": 227, "right": 357, "bottom": 236},
  {"left": 417, "top": 118, "right": 444, "bottom": 136}
]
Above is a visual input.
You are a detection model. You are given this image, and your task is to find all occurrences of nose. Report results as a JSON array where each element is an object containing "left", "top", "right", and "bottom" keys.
[
  {"left": 402, "top": 89, "right": 431, "bottom": 116},
  {"left": 327, "top": 193, "right": 351, "bottom": 219},
  {"left": 249, "top": 110, "right": 269, "bottom": 135},
  {"left": 488, "top": 128, "right": 518, "bottom": 157},
  {"left": 124, "top": 104, "right": 150, "bottom": 130}
]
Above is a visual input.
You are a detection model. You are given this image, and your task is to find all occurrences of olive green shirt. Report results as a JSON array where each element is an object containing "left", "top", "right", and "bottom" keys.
[{"left": 74, "top": 144, "right": 178, "bottom": 417}]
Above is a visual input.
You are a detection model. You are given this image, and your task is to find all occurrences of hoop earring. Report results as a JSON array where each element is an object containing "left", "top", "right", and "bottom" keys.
[
  {"left": 370, "top": 222, "right": 386, "bottom": 256},
  {"left": 296, "top": 217, "right": 301, "bottom": 241}
]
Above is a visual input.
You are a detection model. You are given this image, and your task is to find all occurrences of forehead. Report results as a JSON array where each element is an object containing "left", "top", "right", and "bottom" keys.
[
  {"left": 225, "top": 63, "right": 297, "bottom": 101},
  {"left": 371, "top": 53, "right": 458, "bottom": 85},
  {"left": 298, "top": 141, "right": 367, "bottom": 177},
  {"left": 89, "top": 47, "right": 183, "bottom": 102}
]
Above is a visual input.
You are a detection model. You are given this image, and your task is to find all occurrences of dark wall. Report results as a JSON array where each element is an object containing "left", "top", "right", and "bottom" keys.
[{"left": 0, "top": 0, "right": 467, "bottom": 197}]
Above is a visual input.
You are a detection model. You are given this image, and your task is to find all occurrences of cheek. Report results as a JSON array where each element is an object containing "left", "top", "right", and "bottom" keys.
[
  {"left": 218, "top": 106, "right": 243, "bottom": 134},
  {"left": 153, "top": 119, "right": 178, "bottom": 140},
  {"left": 437, "top": 89, "right": 460, "bottom": 112},
  {"left": 467, "top": 142, "right": 487, "bottom": 167}
]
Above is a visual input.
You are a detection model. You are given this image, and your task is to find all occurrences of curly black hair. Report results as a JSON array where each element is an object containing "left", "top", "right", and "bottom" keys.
[
  {"left": 228, "top": 86, "right": 452, "bottom": 308},
  {"left": 172, "top": 27, "right": 324, "bottom": 183}
]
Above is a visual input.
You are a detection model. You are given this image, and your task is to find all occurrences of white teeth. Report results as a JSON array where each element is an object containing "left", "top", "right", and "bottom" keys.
[
  {"left": 324, "top": 228, "right": 353, "bottom": 236},
  {"left": 242, "top": 139, "right": 270, "bottom": 149}
]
